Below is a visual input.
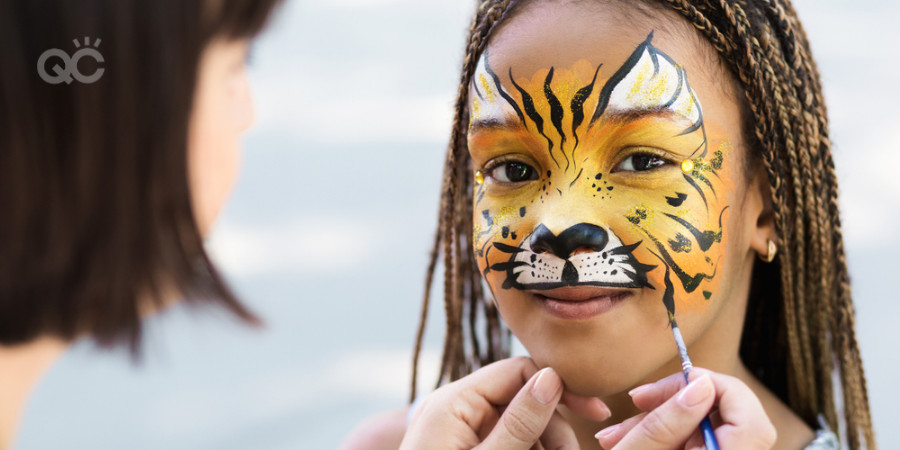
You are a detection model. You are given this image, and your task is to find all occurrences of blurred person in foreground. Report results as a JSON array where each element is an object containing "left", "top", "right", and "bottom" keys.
[{"left": 0, "top": 1, "right": 278, "bottom": 447}]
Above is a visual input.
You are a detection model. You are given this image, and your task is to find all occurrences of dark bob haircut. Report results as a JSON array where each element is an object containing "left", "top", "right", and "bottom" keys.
[{"left": 0, "top": 0, "right": 281, "bottom": 353}]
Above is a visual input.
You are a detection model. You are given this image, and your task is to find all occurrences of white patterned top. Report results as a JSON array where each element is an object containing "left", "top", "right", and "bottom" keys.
[{"left": 806, "top": 415, "right": 840, "bottom": 449}]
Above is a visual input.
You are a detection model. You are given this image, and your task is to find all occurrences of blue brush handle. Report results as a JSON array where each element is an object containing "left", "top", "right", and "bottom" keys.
[
  {"left": 672, "top": 322, "right": 720, "bottom": 450},
  {"left": 700, "top": 416, "right": 720, "bottom": 450}
]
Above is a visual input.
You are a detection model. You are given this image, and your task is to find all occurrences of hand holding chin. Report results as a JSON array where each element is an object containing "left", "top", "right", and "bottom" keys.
[{"left": 400, "top": 356, "right": 610, "bottom": 449}]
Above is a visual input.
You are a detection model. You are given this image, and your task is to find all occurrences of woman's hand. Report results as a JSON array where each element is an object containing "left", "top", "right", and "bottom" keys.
[
  {"left": 594, "top": 368, "right": 777, "bottom": 449},
  {"left": 400, "top": 357, "right": 610, "bottom": 449}
]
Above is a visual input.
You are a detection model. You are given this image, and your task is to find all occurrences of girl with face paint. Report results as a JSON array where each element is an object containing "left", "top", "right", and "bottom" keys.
[{"left": 348, "top": 0, "right": 874, "bottom": 449}]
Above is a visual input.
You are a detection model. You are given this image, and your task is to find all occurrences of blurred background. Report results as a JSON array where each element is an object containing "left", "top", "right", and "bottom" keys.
[{"left": 16, "top": 0, "right": 899, "bottom": 448}]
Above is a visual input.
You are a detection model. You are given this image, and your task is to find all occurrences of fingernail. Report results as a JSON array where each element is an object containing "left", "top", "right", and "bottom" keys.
[
  {"left": 598, "top": 401, "right": 612, "bottom": 421},
  {"left": 677, "top": 373, "right": 712, "bottom": 407},
  {"left": 531, "top": 367, "right": 560, "bottom": 405},
  {"left": 628, "top": 383, "right": 653, "bottom": 398},
  {"left": 594, "top": 424, "right": 620, "bottom": 440}
]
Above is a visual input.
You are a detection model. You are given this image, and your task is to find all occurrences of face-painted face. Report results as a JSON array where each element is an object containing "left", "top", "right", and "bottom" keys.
[{"left": 468, "top": 2, "right": 758, "bottom": 396}]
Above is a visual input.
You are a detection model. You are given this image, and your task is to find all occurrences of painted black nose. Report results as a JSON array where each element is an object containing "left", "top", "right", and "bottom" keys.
[{"left": 529, "top": 223, "right": 609, "bottom": 259}]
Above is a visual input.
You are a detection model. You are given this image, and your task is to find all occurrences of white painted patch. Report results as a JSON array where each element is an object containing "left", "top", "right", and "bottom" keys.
[
  {"left": 508, "top": 228, "right": 643, "bottom": 288},
  {"left": 606, "top": 46, "right": 701, "bottom": 125}
]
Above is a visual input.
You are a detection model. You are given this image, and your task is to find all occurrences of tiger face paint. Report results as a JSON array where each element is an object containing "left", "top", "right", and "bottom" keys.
[
  {"left": 468, "top": 2, "right": 756, "bottom": 396},
  {"left": 472, "top": 33, "right": 729, "bottom": 309}
]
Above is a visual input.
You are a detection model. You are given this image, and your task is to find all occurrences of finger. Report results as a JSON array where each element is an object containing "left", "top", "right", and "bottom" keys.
[
  {"left": 703, "top": 373, "right": 776, "bottom": 448},
  {"left": 449, "top": 356, "right": 540, "bottom": 406},
  {"left": 402, "top": 391, "right": 483, "bottom": 449},
  {"left": 403, "top": 358, "right": 540, "bottom": 448},
  {"left": 612, "top": 373, "right": 716, "bottom": 450},
  {"left": 684, "top": 428, "right": 705, "bottom": 450},
  {"left": 561, "top": 391, "right": 612, "bottom": 422},
  {"left": 539, "top": 410, "right": 579, "bottom": 450},
  {"left": 476, "top": 406, "right": 501, "bottom": 441},
  {"left": 478, "top": 367, "right": 564, "bottom": 449},
  {"left": 433, "top": 357, "right": 541, "bottom": 436},
  {"left": 627, "top": 370, "right": 692, "bottom": 412},
  {"left": 594, "top": 413, "right": 645, "bottom": 449},
  {"left": 628, "top": 369, "right": 776, "bottom": 449}
]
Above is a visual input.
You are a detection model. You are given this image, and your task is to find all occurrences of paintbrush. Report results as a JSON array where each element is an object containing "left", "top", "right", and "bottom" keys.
[
  {"left": 656, "top": 255, "right": 720, "bottom": 450},
  {"left": 668, "top": 311, "right": 720, "bottom": 450}
]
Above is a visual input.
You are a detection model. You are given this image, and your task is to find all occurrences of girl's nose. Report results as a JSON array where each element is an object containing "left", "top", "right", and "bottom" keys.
[{"left": 529, "top": 222, "right": 609, "bottom": 259}]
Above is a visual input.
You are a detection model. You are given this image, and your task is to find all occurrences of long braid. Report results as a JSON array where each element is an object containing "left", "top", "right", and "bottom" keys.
[
  {"left": 687, "top": 0, "right": 812, "bottom": 411},
  {"left": 751, "top": 2, "right": 819, "bottom": 415},
  {"left": 411, "top": 0, "right": 875, "bottom": 447},
  {"left": 779, "top": 1, "right": 875, "bottom": 441},
  {"left": 796, "top": 0, "right": 875, "bottom": 434},
  {"left": 411, "top": 0, "right": 517, "bottom": 396},
  {"left": 767, "top": 0, "right": 840, "bottom": 427},
  {"left": 658, "top": 0, "right": 874, "bottom": 446},
  {"left": 439, "top": 1, "right": 482, "bottom": 385},
  {"left": 409, "top": 213, "right": 441, "bottom": 402}
]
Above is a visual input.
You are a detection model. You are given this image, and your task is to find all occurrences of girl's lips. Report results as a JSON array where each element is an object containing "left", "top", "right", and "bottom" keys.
[{"left": 531, "top": 286, "right": 632, "bottom": 320}]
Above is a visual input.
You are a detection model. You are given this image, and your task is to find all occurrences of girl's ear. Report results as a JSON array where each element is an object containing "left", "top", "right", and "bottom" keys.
[{"left": 748, "top": 165, "right": 776, "bottom": 260}]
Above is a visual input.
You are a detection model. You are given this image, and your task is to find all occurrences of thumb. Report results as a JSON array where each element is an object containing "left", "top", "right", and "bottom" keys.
[
  {"left": 478, "top": 367, "right": 568, "bottom": 449},
  {"left": 603, "top": 373, "right": 715, "bottom": 450}
]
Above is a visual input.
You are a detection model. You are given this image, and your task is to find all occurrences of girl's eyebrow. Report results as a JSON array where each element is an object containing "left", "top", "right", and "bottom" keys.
[
  {"left": 471, "top": 109, "right": 687, "bottom": 135},
  {"left": 606, "top": 108, "right": 684, "bottom": 123},
  {"left": 469, "top": 117, "right": 526, "bottom": 134}
]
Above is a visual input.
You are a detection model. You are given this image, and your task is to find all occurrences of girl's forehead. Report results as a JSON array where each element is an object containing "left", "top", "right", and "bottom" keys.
[
  {"left": 485, "top": 0, "right": 715, "bottom": 86},
  {"left": 476, "top": 1, "right": 743, "bottom": 148}
]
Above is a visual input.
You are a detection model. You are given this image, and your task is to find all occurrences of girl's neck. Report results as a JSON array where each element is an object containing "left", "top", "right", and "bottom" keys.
[{"left": 0, "top": 337, "right": 67, "bottom": 450}]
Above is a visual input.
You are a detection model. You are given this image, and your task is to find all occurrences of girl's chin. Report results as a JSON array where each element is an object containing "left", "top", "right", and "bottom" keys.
[
  {"left": 540, "top": 352, "right": 687, "bottom": 398},
  {"left": 557, "top": 374, "right": 631, "bottom": 398},
  {"left": 531, "top": 357, "right": 641, "bottom": 397}
]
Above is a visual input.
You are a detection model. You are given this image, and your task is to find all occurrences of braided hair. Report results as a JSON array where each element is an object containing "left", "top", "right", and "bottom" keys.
[{"left": 410, "top": 0, "right": 875, "bottom": 447}]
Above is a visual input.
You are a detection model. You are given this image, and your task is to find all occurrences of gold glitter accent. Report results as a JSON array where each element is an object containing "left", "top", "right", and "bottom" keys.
[
  {"left": 553, "top": 79, "right": 574, "bottom": 102},
  {"left": 474, "top": 170, "right": 484, "bottom": 185},
  {"left": 717, "top": 140, "right": 734, "bottom": 154},
  {"left": 644, "top": 70, "right": 670, "bottom": 104},
  {"left": 710, "top": 151, "right": 724, "bottom": 170},
  {"left": 625, "top": 60, "right": 671, "bottom": 106},
  {"left": 626, "top": 204, "right": 652, "bottom": 226},
  {"left": 494, "top": 206, "right": 517, "bottom": 224},
  {"left": 479, "top": 74, "right": 495, "bottom": 103},
  {"left": 694, "top": 158, "right": 712, "bottom": 172},
  {"left": 626, "top": 64, "right": 650, "bottom": 102},
  {"left": 470, "top": 96, "right": 482, "bottom": 123},
  {"left": 681, "top": 159, "right": 695, "bottom": 173}
]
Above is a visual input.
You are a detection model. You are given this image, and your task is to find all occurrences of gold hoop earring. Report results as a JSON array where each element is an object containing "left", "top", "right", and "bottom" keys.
[{"left": 763, "top": 240, "right": 777, "bottom": 263}]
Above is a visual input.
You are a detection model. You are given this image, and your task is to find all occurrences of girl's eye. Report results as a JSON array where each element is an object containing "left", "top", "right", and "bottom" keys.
[
  {"left": 616, "top": 153, "right": 668, "bottom": 172},
  {"left": 489, "top": 161, "right": 538, "bottom": 183}
]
